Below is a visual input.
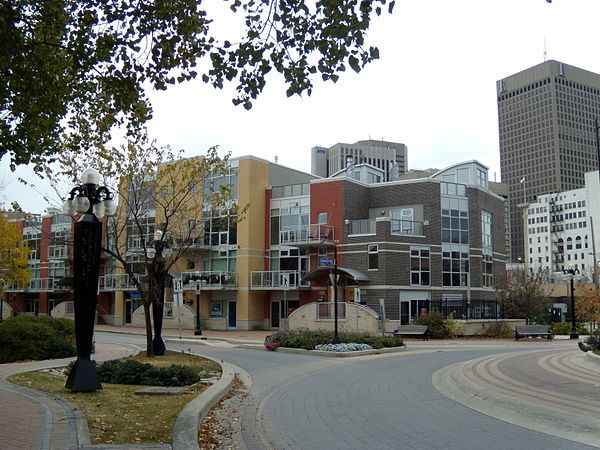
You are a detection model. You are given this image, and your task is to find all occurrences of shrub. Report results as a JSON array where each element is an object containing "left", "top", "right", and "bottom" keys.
[
  {"left": 443, "top": 313, "right": 463, "bottom": 338},
  {"left": 585, "top": 330, "right": 600, "bottom": 351},
  {"left": 68, "top": 359, "right": 203, "bottom": 386},
  {"left": 478, "top": 321, "right": 513, "bottom": 339},
  {"left": 265, "top": 331, "right": 403, "bottom": 350},
  {"left": 551, "top": 322, "right": 589, "bottom": 335},
  {"left": 0, "top": 316, "right": 76, "bottom": 363},
  {"left": 414, "top": 312, "right": 447, "bottom": 339}
]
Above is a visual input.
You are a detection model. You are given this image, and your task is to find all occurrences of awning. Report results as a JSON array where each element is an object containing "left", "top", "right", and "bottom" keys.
[{"left": 301, "top": 266, "right": 369, "bottom": 284}]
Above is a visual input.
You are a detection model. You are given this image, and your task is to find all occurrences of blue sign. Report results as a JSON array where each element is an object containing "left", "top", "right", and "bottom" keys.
[{"left": 320, "top": 257, "right": 334, "bottom": 266}]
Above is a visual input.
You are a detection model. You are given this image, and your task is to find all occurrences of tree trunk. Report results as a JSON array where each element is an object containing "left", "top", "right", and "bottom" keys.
[{"left": 143, "top": 302, "right": 154, "bottom": 357}]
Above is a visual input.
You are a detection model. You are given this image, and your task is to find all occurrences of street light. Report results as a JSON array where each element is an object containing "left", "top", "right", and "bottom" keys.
[
  {"left": 194, "top": 277, "right": 206, "bottom": 335},
  {"left": 62, "top": 168, "right": 117, "bottom": 392},
  {"left": 562, "top": 268, "right": 581, "bottom": 339},
  {"left": 329, "top": 242, "right": 340, "bottom": 344},
  {"left": 147, "top": 230, "right": 173, "bottom": 356}
]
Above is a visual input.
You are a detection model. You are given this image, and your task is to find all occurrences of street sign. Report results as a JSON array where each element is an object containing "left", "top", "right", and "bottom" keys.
[
  {"left": 320, "top": 257, "right": 334, "bottom": 266},
  {"left": 173, "top": 278, "right": 183, "bottom": 293}
]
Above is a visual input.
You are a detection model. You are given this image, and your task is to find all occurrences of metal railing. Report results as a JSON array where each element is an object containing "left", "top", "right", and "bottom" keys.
[
  {"left": 99, "top": 274, "right": 146, "bottom": 291},
  {"left": 180, "top": 271, "right": 237, "bottom": 289},
  {"left": 250, "top": 270, "right": 308, "bottom": 289},
  {"left": 279, "top": 224, "right": 334, "bottom": 245},
  {"left": 27, "top": 278, "right": 58, "bottom": 292},
  {"left": 390, "top": 219, "right": 424, "bottom": 236},
  {"left": 48, "top": 245, "right": 71, "bottom": 259},
  {"left": 348, "top": 219, "right": 375, "bottom": 235}
]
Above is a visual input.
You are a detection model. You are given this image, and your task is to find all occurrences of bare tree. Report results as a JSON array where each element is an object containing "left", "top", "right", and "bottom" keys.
[{"left": 495, "top": 268, "right": 554, "bottom": 324}]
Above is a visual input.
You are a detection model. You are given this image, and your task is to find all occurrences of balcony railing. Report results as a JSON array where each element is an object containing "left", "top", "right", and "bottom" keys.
[
  {"left": 279, "top": 224, "right": 334, "bottom": 246},
  {"left": 180, "top": 271, "right": 237, "bottom": 289},
  {"left": 99, "top": 274, "right": 146, "bottom": 291},
  {"left": 348, "top": 219, "right": 375, "bottom": 235},
  {"left": 250, "top": 270, "right": 308, "bottom": 289},
  {"left": 27, "top": 278, "right": 58, "bottom": 292},
  {"left": 48, "top": 245, "right": 71, "bottom": 259},
  {"left": 391, "top": 219, "right": 424, "bottom": 236}
]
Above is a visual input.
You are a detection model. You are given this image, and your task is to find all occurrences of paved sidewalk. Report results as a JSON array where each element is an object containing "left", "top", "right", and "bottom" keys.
[
  {"left": 95, "top": 324, "right": 272, "bottom": 344},
  {"left": 0, "top": 343, "right": 138, "bottom": 450}
]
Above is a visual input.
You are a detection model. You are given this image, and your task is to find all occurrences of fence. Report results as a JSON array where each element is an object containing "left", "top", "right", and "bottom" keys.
[{"left": 431, "top": 299, "right": 500, "bottom": 320}]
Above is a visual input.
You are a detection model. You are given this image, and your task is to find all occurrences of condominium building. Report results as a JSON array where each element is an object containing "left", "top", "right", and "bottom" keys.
[
  {"left": 497, "top": 60, "right": 600, "bottom": 262},
  {"left": 311, "top": 139, "right": 407, "bottom": 181},
  {"left": 5, "top": 157, "right": 506, "bottom": 330}
]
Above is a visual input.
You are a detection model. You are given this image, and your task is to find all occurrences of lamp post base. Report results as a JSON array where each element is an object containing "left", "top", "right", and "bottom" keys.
[
  {"left": 194, "top": 328, "right": 202, "bottom": 336},
  {"left": 570, "top": 330, "right": 580, "bottom": 339},
  {"left": 152, "top": 336, "right": 166, "bottom": 355},
  {"left": 66, "top": 359, "right": 102, "bottom": 392}
]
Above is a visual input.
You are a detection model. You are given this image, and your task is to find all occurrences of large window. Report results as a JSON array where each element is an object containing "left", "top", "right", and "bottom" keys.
[
  {"left": 442, "top": 209, "right": 469, "bottom": 244},
  {"left": 368, "top": 244, "right": 378, "bottom": 270},
  {"left": 391, "top": 208, "right": 414, "bottom": 234},
  {"left": 481, "top": 211, "right": 493, "bottom": 287},
  {"left": 410, "top": 247, "right": 430, "bottom": 286},
  {"left": 442, "top": 251, "right": 469, "bottom": 287}
]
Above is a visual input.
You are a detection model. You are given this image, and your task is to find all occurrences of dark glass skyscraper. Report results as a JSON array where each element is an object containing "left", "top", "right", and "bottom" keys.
[{"left": 497, "top": 60, "right": 600, "bottom": 262}]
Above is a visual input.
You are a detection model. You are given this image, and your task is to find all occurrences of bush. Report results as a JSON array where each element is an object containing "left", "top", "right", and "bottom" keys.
[
  {"left": 478, "top": 321, "right": 514, "bottom": 339},
  {"left": 68, "top": 359, "right": 203, "bottom": 386},
  {"left": 551, "top": 322, "right": 589, "bottom": 335},
  {"left": 414, "top": 312, "right": 447, "bottom": 338},
  {"left": 585, "top": 330, "right": 600, "bottom": 351},
  {"left": 0, "top": 316, "right": 76, "bottom": 363},
  {"left": 265, "top": 331, "right": 403, "bottom": 350},
  {"left": 443, "top": 313, "right": 463, "bottom": 338}
]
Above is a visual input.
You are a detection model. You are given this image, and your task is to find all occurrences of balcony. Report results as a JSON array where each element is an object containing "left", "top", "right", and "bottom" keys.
[
  {"left": 27, "top": 278, "right": 59, "bottom": 292},
  {"left": 347, "top": 219, "right": 375, "bottom": 236},
  {"left": 99, "top": 274, "right": 146, "bottom": 292},
  {"left": 279, "top": 224, "right": 334, "bottom": 247},
  {"left": 250, "top": 270, "right": 308, "bottom": 290},
  {"left": 180, "top": 271, "right": 237, "bottom": 289},
  {"left": 48, "top": 245, "right": 71, "bottom": 259},
  {"left": 391, "top": 219, "right": 424, "bottom": 236},
  {"left": 169, "top": 232, "right": 210, "bottom": 251}
]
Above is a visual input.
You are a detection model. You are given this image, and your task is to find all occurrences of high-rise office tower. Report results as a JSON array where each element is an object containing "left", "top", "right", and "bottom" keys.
[
  {"left": 311, "top": 139, "right": 407, "bottom": 181},
  {"left": 497, "top": 60, "right": 600, "bottom": 262}
]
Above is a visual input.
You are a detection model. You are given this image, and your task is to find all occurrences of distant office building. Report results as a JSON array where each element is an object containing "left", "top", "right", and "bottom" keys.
[
  {"left": 497, "top": 60, "right": 600, "bottom": 262},
  {"left": 311, "top": 139, "right": 407, "bottom": 181}
]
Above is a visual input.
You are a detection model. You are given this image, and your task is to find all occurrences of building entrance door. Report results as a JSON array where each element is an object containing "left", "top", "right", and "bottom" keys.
[
  {"left": 271, "top": 301, "right": 280, "bottom": 329},
  {"left": 228, "top": 301, "right": 237, "bottom": 328},
  {"left": 400, "top": 299, "right": 430, "bottom": 325}
]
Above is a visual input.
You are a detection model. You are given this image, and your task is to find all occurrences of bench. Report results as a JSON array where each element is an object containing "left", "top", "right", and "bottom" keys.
[
  {"left": 515, "top": 325, "right": 553, "bottom": 341},
  {"left": 392, "top": 325, "right": 428, "bottom": 341}
]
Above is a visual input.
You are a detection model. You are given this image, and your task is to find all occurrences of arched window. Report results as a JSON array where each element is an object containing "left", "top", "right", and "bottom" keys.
[
  {"left": 576, "top": 236, "right": 582, "bottom": 249},
  {"left": 566, "top": 237, "right": 573, "bottom": 250}
]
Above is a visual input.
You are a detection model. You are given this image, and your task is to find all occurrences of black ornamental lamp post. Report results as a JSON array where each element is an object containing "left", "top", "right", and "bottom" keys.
[
  {"left": 63, "top": 168, "right": 117, "bottom": 392},
  {"left": 147, "top": 230, "right": 172, "bottom": 355},
  {"left": 329, "top": 242, "right": 340, "bottom": 344},
  {"left": 562, "top": 268, "right": 581, "bottom": 339}
]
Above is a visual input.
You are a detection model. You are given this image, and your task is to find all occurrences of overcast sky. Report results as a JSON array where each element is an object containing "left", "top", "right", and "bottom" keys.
[{"left": 3, "top": 0, "right": 600, "bottom": 213}]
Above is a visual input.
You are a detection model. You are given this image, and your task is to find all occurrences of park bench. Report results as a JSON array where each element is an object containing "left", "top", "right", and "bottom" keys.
[
  {"left": 392, "top": 325, "right": 428, "bottom": 340},
  {"left": 515, "top": 325, "right": 553, "bottom": 341}
]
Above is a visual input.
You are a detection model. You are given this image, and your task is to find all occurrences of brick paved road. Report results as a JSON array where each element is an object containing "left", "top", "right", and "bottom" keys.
[{"left": 110, "top": 332, "right": 597, "bottom": 450}]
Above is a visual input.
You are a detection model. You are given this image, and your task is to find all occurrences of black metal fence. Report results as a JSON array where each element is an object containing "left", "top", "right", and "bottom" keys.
[{"left": 431, "top": 299, "right": 500, "bottom": 320}]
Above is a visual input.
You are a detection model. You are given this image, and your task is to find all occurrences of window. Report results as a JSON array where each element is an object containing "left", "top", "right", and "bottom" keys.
[
  {"left": 317, "top": 212, "right": 328, "bottom": 224},
  {"left": 442, "top": 209, "right": 469, "bottom": 244},
  {"left": 368, "top": 244, "right": 378, "bottom": 270},
  {"left": 410, "top": 248, "right": 430, "bottom": 286},
  {"left": 391, "top": 208, "right": 414, "bottom": 234},
  {"left": 442, "top": 251, "right": 469, "bottom": 287}
]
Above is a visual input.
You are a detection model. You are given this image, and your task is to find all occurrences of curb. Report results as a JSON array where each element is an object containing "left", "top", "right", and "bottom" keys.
[
  {"left": 172, "top": 356, "right": 238, "bottom": 450},
  {"left": 585, "top": 350, "right": 600, "bottom": 365}
]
